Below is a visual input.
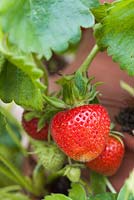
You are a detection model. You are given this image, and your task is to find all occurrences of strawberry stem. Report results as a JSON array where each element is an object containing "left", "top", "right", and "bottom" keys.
[
  {"left": 0, "top": 185, "right": 21, "bottom": 193},
  {"left": 105, "top": 177, "right": 116, "bottom": 193},
  {"left": 48, "top": 129, "right": 52, "bottom": 144},
  {"left": 68, "top": 157, "right": 73, "bottom": 165},
  {"left": 78, "top": 44, "right": 99, "bottom": 73}
]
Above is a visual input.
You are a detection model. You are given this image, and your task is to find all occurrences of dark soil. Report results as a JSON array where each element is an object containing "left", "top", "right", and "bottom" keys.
[
  {"left": 47, "top": 176, "right": 71, "bottom": 196},
  {"left": 115, "top": 107, "right": 134, "bottom": 135}
]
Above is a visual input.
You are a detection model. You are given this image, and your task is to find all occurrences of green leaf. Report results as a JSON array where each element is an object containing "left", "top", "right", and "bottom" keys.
[
  {"left": 81, "top": 0, "right": 99, "bottom": 8},
  {"left": 0, "top": 33, "right": 45, "bottom": 110},
  {"left": 0, "top": 61, "right": 44, "bottom": 110},
  {"left": 90, "top": 193, "right": 117, "bottom": 200},
  {"left": 0, "top": 106, "right": 21, "bottom": 148},
  {"left": 94, "top": 0, "right": 134, "bottom": 75},
  {"left": 44, "top": 194, "right": 72, "bottom": 200},
  {"left": 69, "top": 183, "right": 87, "bottom": 200},
  {"left": 118, "top": 185, "right": 134, "bottom": 200},
  {"left": 0, "top": 186, "right": 30, "bottom": 200},
  {"left": 92, "top": 3, "right": 112, "bottom": 22},
  {"left": 0, "top": 52, "right": 5, "bottom": 73},
  {"left": 0, "top": 153, "right": 35, "bottom": 195},
  {"left": 0, "top": 0, "right": 96, "bottom": 59},
  {"left": 118, "top": 171, "right": 134, "bottom": 200},
  {"left": 0, "top": 106, "right": 25, "bottom": 186},
  {"left": 90, "top": 171, "right": 106, "bottom": 195},
  {"left": 0, "top": 35, "right": 44, "bottom": 89},
  {"left": 0, "top": 192, "right": 30, "bottom": 200}
]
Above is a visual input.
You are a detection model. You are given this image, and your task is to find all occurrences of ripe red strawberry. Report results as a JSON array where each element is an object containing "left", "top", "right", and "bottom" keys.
[
  {"left": 22, "top": 113, "right": 48, "bottom": 141},
  {"left": 50, "top": 104, "right": 110, "bottom": 162},
  {"left": 86, "top": 135, "right": 125, "bottom": 176}
]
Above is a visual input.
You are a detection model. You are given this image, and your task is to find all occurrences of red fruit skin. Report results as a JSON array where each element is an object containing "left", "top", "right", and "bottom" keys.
[
  {"left": 50, "top": 104, "right": 110, "bottom": 162},
  {"left": 86, "top": 135, "right": 125, "bottom": 176},
  {"left": 22, "top": 116, "right": 48, "bottom": 141}
]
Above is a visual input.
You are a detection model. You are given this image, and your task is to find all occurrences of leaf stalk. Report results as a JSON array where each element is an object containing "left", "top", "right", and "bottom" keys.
[{"left": 78, "top": 44, "right": 99, "bottom": 73}]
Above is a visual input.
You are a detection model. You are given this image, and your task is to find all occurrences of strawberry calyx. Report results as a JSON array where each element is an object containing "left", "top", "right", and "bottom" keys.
[
  {"left": 109, "top": 132, "right": 124, "bottom": 146},
  {"left": 110, "top": 130, "right": 124, "bottom": 138},
  {"left": 44, "top": 71, "right": 101, "bottom": 109},
  {"left": 23, "top": 102, "right": 63, "bottom": 132},
  {"left": 23, "top": 110, "right": 48, "bottom": 132}
]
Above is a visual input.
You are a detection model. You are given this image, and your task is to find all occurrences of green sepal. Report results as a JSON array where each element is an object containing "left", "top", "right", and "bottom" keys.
[
  {"left": 43, "top": 95, "right": 68, "bottom": 109},
  {"left": 37, "top": 105, "right": 62, "bottom": 131},
  {"left": 74, "top": 71, "right": 88, "bottom": 97},
  {"left": 57, "top": 71, "right": 100, "bottom": 107},
  {"left": 69, "top": 183, "right": 87, "bottom": 200},
  {"left": 23, "top": 111, "right": 41, "bottom": 122},
  {"left": 23, "top": 104, "right": 62, "bottom": 132}
]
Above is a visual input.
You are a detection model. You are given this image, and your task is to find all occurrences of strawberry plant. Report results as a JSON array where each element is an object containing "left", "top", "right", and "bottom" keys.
[{"left": 0, "top": 0, "right": 134, "bottom": 199}]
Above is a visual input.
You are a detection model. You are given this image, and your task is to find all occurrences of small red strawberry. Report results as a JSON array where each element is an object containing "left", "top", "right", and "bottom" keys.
[
  {"left": 86, "top": 134, "right": 125, "bottom": 176},
  {"left": 50, "top": 104, "right": 110, "bottom": 162},
  {"left": 22, "top": 113, "right": 48, "bottom": 141}
]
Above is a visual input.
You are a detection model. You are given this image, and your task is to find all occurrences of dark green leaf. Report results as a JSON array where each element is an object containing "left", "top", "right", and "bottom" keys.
[
  {"left": 90, "top": 193, "right": 117, "bottom": 200},
  {"left": 90, "top": 171, "right": 106, "bottom": 195},
  {"left": 0, "top": 0, "right": 96, "bottom": 59},
  {"left": 69, "top": 183, "right": 87, "bottom": 200},
  {"left": 94, "top": 0, "right": 134, "bottom": 75},
  {"left": 44, "top": 194, "right": 72, "bottom": 200}
]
